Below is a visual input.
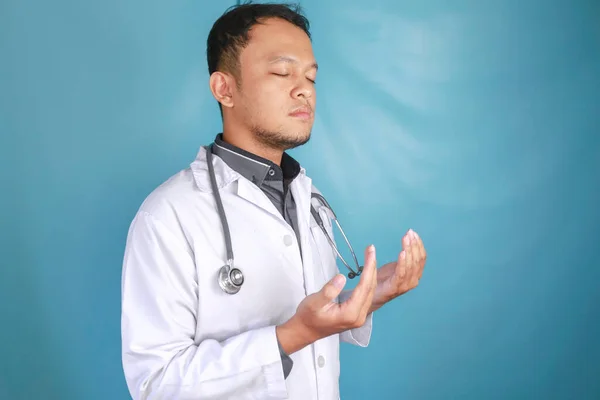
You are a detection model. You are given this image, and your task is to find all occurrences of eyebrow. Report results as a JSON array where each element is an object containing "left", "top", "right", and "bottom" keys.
[{"left": 268, "top": 56, "right": 318, "bottom": 71}]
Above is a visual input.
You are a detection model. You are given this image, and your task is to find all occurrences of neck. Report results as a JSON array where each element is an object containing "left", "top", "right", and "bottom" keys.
[{"left": 221, "top": 122, "right": 283, "bottom": 166}]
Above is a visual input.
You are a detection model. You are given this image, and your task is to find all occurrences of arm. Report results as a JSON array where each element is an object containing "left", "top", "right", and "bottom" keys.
[
  {"left": 277, "top": 245, "right": 379, "bottom": 357},
  {"left": 121, "top": 211, "right": 287, "bottom": 400}
]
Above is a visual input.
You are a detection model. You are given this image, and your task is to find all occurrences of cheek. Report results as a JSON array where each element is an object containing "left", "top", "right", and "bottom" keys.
[
  {"left": 238, "top": 78, "right": 292, "bottom": 125},
  {"left": 253, "top": 84, "right": 288, "bottom": 113},
  {"left": 260, "top": 81, "right": 289, "bottom": 103}
]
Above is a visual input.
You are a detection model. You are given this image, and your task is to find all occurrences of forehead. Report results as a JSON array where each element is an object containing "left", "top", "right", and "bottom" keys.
[{"left": 241, "top": 18, "right": 315, "bottom": 65}]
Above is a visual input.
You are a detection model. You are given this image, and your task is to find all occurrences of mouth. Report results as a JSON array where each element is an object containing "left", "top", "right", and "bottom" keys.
[{"left": 289, "top": 106, "right": 312, "bottom": 120}]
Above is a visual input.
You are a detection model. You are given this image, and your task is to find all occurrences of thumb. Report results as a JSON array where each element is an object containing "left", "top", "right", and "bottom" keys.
[{"left": 318, "top": 274, "right": 346, "bottom": 305}]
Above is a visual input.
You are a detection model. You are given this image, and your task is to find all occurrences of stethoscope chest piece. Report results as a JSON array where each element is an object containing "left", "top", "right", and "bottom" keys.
[
  {"left": 206, "top": 144, "right": 364, "bottom": 295},
  {"left": 218, "top": 264, "right": 244, "bottom": 295}
]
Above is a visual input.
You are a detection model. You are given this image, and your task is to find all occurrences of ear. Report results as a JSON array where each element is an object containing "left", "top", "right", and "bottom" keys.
[{"left": 209, "top": 71, "right": 235, "bottom": 109}]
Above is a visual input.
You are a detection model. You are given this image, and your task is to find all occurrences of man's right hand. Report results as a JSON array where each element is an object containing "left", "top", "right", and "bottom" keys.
[{"left": 276, "top": 245, "right": 378, "bottom": 355}]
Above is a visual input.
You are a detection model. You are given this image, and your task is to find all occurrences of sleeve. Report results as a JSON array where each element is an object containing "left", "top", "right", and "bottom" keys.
[
  {"left": 337, "top": 289, "right": 373, "bottom": 347},
  {"left": 121, "top": 211, "right": 288, "bottom": 400}
]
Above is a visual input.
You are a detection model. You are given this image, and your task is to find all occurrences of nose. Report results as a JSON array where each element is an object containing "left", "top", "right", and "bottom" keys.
[{"left": 291, "top": 78, "right": 314, "bottom": 100}]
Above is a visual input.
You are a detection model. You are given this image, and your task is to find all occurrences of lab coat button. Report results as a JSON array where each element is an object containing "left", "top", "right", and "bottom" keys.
[
  {"left": 283, "top": 234, "right": 293, "bottom": 246},
  {"left": 318, "top": 355, "right": 325, "bottom": 368}
]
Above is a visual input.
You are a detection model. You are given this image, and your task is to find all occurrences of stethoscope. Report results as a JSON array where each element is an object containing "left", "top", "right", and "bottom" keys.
[{"left": 206, "top": 145, "right": 363, "bottom": 295}]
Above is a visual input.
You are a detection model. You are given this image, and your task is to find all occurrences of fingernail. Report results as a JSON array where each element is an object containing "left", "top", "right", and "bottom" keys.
[
  {"left": 333, "top": 274, "right": 345, "bottom": 288},
  {"left": 369, "top": 244, "right": 375, "bottom": 253}
]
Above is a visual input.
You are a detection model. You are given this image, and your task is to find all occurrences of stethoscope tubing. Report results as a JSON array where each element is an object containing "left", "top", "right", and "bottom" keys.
[{"left": 206, "top": 144, "right": 363, "bottom": 295}]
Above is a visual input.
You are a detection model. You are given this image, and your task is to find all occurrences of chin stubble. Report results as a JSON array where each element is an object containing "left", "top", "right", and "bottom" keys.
[{"left": 251, "top": 127, "right": 311, "bottom": 151}]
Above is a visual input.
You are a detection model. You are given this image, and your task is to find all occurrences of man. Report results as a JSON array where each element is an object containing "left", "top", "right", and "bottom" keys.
[{"left": 121, "top": 3, "right": 426, "bottom": 399}]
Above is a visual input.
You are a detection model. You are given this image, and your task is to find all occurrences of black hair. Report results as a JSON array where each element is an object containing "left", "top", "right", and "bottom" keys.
[{"left": 206, "top": 1, "right": 311, "bottom": 80}]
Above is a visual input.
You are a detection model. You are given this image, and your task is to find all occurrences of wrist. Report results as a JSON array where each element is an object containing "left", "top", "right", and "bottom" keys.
[
  {"left": 369, "top": 300, "right": 384, "bottom": 314},
  {"left": 276, "top": 316, "right": 315, "bottom": 355},
  {"left": 370, "top": 288, "right": 389, "bottom": 313}
]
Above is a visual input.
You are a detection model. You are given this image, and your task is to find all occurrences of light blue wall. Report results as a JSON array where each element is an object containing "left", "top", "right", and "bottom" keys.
[{"left": 1, "top": 0, "right": 599, "bottom": 399}]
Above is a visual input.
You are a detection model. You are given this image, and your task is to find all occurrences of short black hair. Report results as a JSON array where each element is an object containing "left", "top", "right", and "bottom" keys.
[{"left": 206, "top": 1, "right": 311, "bottom": 80}]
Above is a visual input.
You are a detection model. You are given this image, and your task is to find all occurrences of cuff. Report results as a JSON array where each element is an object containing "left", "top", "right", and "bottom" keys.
[
  {"left": 261, "top": 326, "right": 289, "bottom": 398},
  {"left": 337, "top": 290, "right": 374, "bottom": 347},
  {"left": 277, "top": 336, "right": 294, "bottom": 378}
]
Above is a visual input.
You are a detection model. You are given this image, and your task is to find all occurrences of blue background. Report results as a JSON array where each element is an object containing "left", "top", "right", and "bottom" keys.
[{"left": 1, "top": 0, "right": 599, "bottom": 399}]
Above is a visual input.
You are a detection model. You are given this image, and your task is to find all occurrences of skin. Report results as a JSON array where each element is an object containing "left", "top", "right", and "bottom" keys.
[
  {"left": 208, "top": 17, "right": 427, "bottom": 354},
  {"left": 209, "top": 17, "right": 317, "bottom": 166}
]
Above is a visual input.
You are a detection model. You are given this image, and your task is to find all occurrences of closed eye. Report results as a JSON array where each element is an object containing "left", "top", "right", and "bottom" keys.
[{"left": 272, "top": 72, "right": 316, "bottom": 84}]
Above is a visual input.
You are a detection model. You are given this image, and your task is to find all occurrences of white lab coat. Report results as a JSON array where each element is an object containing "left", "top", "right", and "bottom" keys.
[{"left": 121, "top": 146, "right": 373, "bottom": 399}]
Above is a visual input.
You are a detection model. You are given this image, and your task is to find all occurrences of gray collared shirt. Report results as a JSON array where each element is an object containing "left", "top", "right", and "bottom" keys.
[{"left": 210, "top": 133, "right": 300, "bottom": 379}]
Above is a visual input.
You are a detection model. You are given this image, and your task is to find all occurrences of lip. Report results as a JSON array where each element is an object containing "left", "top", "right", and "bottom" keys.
[{"left": 289, "top": 106, "right": 312, "bottom": 119}]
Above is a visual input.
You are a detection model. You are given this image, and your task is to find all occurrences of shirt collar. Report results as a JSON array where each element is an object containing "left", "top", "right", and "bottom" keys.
[{"left": 211, "top": 133, "right": 301, "bottom": 187}]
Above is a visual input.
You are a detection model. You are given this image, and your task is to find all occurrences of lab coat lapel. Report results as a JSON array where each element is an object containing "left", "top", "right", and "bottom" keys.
[
  {"left": 236, "top": 177, "right": 286, "bottom": 222},
  {"left": 290, "top": 173, "right": 318, "bottom": 295},
  {"left": 192, "top": 146, "right": 287, "bottom": 222}
]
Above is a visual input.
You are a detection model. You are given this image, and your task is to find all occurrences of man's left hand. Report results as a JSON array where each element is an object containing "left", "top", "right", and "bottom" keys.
[{"left": 370, "top": 229, "right": 427, "bottom": 312}]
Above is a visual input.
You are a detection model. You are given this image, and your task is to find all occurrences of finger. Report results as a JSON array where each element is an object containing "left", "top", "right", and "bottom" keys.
[
  {"left": 418, "top": 231, "right": 427, "bottom": 265},
  {"left": 412, "top": 230, "right": 425, "bottom": 265},
  {"left": 416, "top": 232, "right": 426, "bottom": 279},
  {"left": 396, "top": 250, "right": 408, "bottom": 279},
  {"left": 411, "top": 231, "right": 426, "bottom": 278},
  {"left": 393, "top": 232, "right": 412, "bottom": 281},
  {"left": 358, "top": 244, "right": 378, "bottom": 318},
  {"left": 344, "top": 245, "right": 376, "bottom": 313},
  {"left": 409, "top": 231, "right": 425, "bottom": 283},
  {"left": 405, "top": 235, "right": 415, "bottom": 273},
  {"left": 407, "top": 230, "right": 418, "bottom": 256},
  {"left": 409, "top": 230, "right": 421, "bottom": 274},
  {"left": 402, "top": 230, "right": 411, "bottom": 250},
  {"left": 316, "top": 273, "right": 347, "bottom": 309}
]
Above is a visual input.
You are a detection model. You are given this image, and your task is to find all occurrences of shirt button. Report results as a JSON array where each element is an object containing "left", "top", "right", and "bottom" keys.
[
  {"left": 317, "top": 355, "right": 325, "bottom": 368},
  {"left": 283, "top": 235, "right": 293, "bottom": 246}
]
